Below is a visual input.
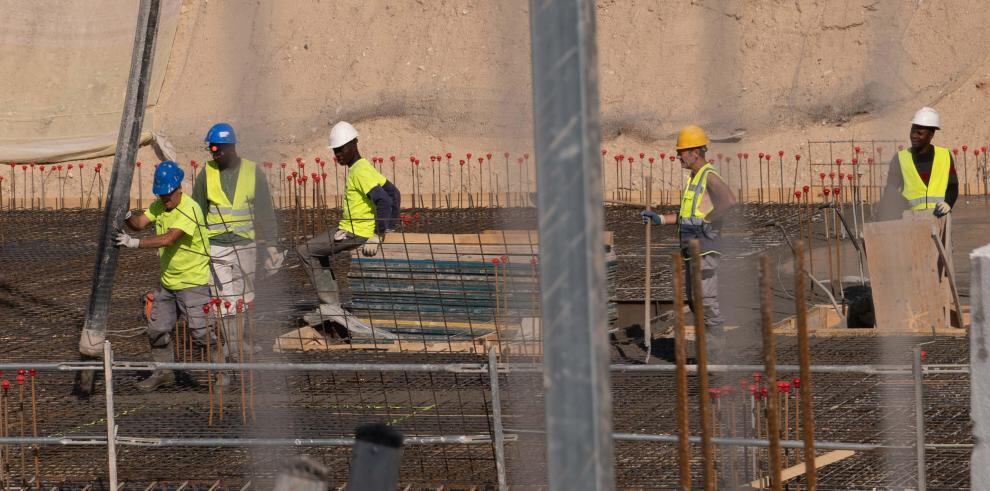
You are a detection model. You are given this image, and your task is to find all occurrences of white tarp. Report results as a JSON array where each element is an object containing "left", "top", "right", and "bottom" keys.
[{"left": 0, "top": 0, "right": 180, "bottom": 162}]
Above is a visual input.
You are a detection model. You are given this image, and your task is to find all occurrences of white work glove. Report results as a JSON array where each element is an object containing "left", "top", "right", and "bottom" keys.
[
  {"left": 124, "top": 210, "right": 133, "bottom": 220},
  {"left": 362, "top": 235, "right": 381, "bottom": 257},
  {"left": 933, "top": 201, "right": 951, "bottom": 217},
  {"left": 114, "top": 231, "right": 140, "bottom": 249},
  {"left": 263, "top": 246, "right": 285, "bottom": 273},
  {"left": 333, "top": 229, "right": 349, "bottom": 241}
]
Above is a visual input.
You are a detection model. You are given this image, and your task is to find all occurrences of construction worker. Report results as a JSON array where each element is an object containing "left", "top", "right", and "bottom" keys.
[
  {"left": 878, "top": 107, "right": 959, "bottom": 220},
  {"left": 296, "top": 121, "right": 401, "bottom": 334},
  {"left": 115, "top": 161, "right": 214, "bottom": 391},
  {"left": 192, "top": 122, "right": 282, "bottom": 356},
  {"left": 641, "top": 125, "right": 737, "bottom": 357}
]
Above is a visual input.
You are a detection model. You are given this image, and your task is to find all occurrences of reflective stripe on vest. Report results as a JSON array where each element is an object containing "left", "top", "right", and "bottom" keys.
[
  {"left": 205, "top": 159, "right": 257, "bottom": 239},
  {"left": 898, "top": 146, "right": 950, "bottom": 210}
]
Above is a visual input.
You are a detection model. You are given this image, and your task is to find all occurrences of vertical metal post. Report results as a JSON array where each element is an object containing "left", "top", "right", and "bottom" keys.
[
  {"left": 78, "top": 0, "right": 162, "bottom": 375},
  {"left": 488, "top": 348, "right": 508, "bottom": 491},
  {"left": 972, "top": 244, "right": 990, "bottom": 489},
  {"left": 529, "top": 0, "right": 614, "bottom": 489},
  {"left": 913, "top": 346, "right": 927, "bottom": 491},
  {"left": 794, "top": 241, "right": 817, "bottom": 488},
  {"left": 103, "top": 342, "right": 118, "bottom": 490},
  {"left": 759, "top": 256, "right": 783, "bottom": 491}
]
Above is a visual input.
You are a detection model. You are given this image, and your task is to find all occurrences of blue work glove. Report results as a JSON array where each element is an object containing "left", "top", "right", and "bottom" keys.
[{"left": 641, "top": 210, "right": 664, "bottom": 225}]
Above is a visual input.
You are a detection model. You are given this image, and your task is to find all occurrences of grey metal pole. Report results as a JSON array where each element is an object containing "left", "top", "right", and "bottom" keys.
[
  {"left": 103, "top": 342, "right": 118, "bottom": 490},
  {"left": 913, "top": 346, "right": 927, "bottom": 491},
  {"left": 76, "top": 0, "right": 162, "bottom": 397},
  {"left": 971, "top": 244, "right": 990, "bottom": 488},
  {"left": 529, "top": 0, "right": 614, "bottom": 489},
  {"left": 488, "top": 348, "right": 508, "bottom": 491}
]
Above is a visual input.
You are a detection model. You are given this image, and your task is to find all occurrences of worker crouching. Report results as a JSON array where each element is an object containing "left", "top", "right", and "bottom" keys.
[
  {"left": 641, "top": 125, "right": 737, "bottom": 360},
  {"left": 115, "top": 161, "right": 218, "bottom": 391}
]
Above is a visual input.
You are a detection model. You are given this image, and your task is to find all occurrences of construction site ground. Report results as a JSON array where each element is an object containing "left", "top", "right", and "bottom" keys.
[{"left": 0, "top": 199, "right": 980, "bottom": 489}]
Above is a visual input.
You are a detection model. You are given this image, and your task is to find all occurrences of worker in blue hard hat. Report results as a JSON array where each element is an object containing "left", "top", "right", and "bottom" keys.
[
  {"left": 115, "top": 160, "right": 216, "bottom": 391},
  {"left": 191, "top": 122, "right": 281, "bottom": 357}
]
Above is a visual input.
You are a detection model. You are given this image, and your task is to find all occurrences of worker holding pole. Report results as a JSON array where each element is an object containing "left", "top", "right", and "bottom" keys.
[
  {"left": 114, "top": 161, "right": 215, "bottom": 391},
  {"left": 641, "top": 125, "right": 737, "bottom": 359},
  {"left": 192, "top": 123, "right": 283, "bottom": 357},
  {"left": 296, "top": 121, "right": 401, "bottom": 333}
]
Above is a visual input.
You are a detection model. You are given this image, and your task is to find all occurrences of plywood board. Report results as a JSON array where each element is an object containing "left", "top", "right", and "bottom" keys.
[{"left": 863, "top": 218, "right": 948, "bottom": 332}]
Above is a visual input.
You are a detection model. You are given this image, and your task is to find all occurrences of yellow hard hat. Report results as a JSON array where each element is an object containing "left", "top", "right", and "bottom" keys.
[{"left": 675, "top": 125, "right": 710, "bottom": 150}]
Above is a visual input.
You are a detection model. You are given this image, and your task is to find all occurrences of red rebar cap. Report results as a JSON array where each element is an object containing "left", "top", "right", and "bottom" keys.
[
  {"left": 211, "top": 298, "right": 221, "bottom": 306},
  {"left": 794, "top": 191, "right": 801, "bottom": 199},
  {"left": 753, "top": 372, "right": 763, "bottom": 382},
  {"left": 203, "top": 304, "right": 212, "bottom": 314},
  {"left": 295, "top": 157, "right": 303, "bottom": 163},
  {"left": 823, "top": 188, "right": 831, "bottom": 196},
  {"left": 778, "top": 150, "right": 785, "bottom": 157},
  {"left": 748, "top": 383, "right": 757, "bottom": 395},
  {"left": 833, "top": 187, "right": 841, "bottom": 195},
  {"left": 223, "top": 300, "right": 232, "bottom": 310},
  {"left": 467, "top": 152, "right": 473, "bottom": 159},
  {"left": 743, "top": 153, "right": 749, "bottom": 158},
  {"left": 459, "top": 160, "right": 466, "bottom": 166},
  {"left": 1, "top": 380, "right": 8, "bottom": 391},
  {"left": 795, "top": 154, "right": 801, "bottom": 161},
  {"left": 29, "top": 369, "right": 36, "bottom": 377},
  {"left": 708, "top": 388, "right": 722, "bottom": 398},
  {"left": 601, "top": 149, "right": 607, "bottom": 156},
  {"left": 486, "top": 152, "right": 492, "bottom": 160},
  {"left": 963, "top": 145, "right": 969, "bottom": 151},
  {"left": 802, "top": 185, "right": 810, "bottom": 193},
  {"left": 854, "top": 146, "right": 861, "bottom": 153},
  {"left": 669, "top": 156, "right": 675, "bottom": 162},
  {"left": 524, "top": 153, "right": 530, "bottom": 159},
  {"left": 16, "top": 374, "right": 24, "bottom": 385},
  {"left": 648, "top": 157, "right": 655, "bottom": 164},
  {"left": 639, "top": 152, "right": 646, "bottom": 159},
  {"left": 492, "top": 258, "right": 500, "bottom": 265},
  {"left": 760, "top": 386, "right": 768, "bottom": 399},
  {"left": 661, "top": 153, "right": 667, "bottom": 159},
  {"left": 758, "top": 152, "right": 764, "bottom": 158}
]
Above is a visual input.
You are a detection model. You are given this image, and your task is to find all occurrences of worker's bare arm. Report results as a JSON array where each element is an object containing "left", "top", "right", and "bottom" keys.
[
  {"left": 704, "top": 174, "right": 737, "bottom": 223},
  {"left": 125, "top": 213, "right": 151, "bottom": 231},
  {"left": 137, "top": 228, "right": 186, "bottom": 248}
]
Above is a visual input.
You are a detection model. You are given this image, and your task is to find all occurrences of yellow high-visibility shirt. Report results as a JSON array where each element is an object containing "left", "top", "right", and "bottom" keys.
[
  {"left": 144, "top": 193, "right": 211, "bottom": 290},
  {"left": 339, "top": 158, "right": 386, "bottom": 238}
]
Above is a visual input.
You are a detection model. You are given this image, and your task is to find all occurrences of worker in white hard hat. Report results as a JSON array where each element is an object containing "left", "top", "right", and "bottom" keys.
[
  {"left": 878, "top": 107, "right": 959, "bottom": 219},
  {"left": 641, "top": 125, "right": 737, "bottom": 359},
  {"left": 296, "top": 121, "right": 401, "bottom": 333},
  {"left": 191, "top": 122, "right": 283, "bottom": 358}
]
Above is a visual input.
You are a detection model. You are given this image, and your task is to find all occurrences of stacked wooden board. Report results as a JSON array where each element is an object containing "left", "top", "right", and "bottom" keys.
[{"left": 333, "top": 230, "right": 617, "bottom": 351}]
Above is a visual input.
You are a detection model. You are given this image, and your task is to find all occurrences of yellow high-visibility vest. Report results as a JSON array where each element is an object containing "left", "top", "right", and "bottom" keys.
[
  {"left": 897, "top": 146, "right": 950, "bottom": 210},
  {"left": 678, "top": 162, "right": 721, "bottom": 256},
  {"left": 205, "top": 159, "right": 256, "bottom": 239}
]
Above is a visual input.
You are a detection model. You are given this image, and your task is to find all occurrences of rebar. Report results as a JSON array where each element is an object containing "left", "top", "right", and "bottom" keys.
[
  {"left": 794, "top": 240, "right": 817, "bottom": 489},
  {"left": 671, "top": 255, "right": 691, "bottom": 490},
  {"left": 759, "top": 256, "right": 783, "bottom": 491},
  {"left": 689, "top": 240, "right": 715, "bottom": 490}
]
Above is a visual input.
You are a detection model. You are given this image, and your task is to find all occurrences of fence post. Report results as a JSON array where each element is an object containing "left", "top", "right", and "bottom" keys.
[
  {"left": 103, "top": 342, "right": 118, "bottom": 490},
  {"left": 488, "top": 348, "right": 508, "bottom": 490},
  {"left": 970, "top": 244, "right": 990, "bottom": 488},
  {"left": 911, "top": 345, "right": 927, "bottom": 491}
]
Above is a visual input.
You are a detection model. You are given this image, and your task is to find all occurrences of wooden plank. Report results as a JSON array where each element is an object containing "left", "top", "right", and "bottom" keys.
[
  {"left": 748, "top": 450, "right": 855, "bottom": 488},
  {"left": 863, "top": 218, "right": 948, "bottom": 332}
]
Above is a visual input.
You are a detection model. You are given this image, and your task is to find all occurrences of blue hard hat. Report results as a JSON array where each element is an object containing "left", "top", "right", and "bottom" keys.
[
  {"left": 205, "top": 122, "right": 236, "bottom": 144},
  {"left": 153, "top": 160, "right": 184, "bottom": 195}
]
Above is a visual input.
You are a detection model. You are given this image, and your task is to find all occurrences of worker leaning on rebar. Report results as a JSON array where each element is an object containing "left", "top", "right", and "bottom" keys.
[
  {"left": 878, "top": 107, "right": 958, "bottom": 220},
  {"left": 641, "top": 125, "right": 737, "bottom": 359},
  {"left": 296, "top": 121, "right": 401, "bottom": 331},
  {"left": 191, "top": 123, "right": 282, "bottom": 358},
  {"left": 114, "top": 161, "right": 216, "bottom": 391}
]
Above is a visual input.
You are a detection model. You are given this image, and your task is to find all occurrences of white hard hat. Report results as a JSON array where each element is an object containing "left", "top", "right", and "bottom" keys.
[
  {"left": 911, "top": 107, "right": 941, "bottom": 129},
  {"left": 328, "top": 121, "right": 359, "bottom": 149}
]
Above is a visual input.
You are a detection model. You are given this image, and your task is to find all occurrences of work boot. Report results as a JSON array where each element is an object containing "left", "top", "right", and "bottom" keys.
[
  {"left": 302, "top": 303, "right": 396, "bottom": 340},
  {"left": 313, "top": 269, "right": 342, "bottom": 306},
  {"left": 136, "top": 347, "right": 175, "bottom": 392}
]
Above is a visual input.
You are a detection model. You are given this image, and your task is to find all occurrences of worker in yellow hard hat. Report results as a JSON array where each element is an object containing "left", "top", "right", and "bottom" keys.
[{"left": 641, "top": 125, "right": 737, "bottom": 357}]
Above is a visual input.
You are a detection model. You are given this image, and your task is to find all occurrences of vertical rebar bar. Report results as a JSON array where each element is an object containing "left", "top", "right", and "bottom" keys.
[
  {"left": 759, "top": 256, "right": 783, "bottom": 491},
  {"left": 794, "top": 240, "right": 817, "bottom": 489},
  {"left": 671, "top": 255, "right": 691, "bottom": 490},
  {"left": 689, "top": 240, "right": 715, "bottom": 490},
  {"left": 643, "top": 197, "right": 652, "bottom": 363}
]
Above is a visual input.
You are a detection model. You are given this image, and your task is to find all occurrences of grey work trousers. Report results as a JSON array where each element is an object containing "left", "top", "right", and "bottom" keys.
[
  {"left": 296, "top": 228, "right": 368, "bottom": 269},
  {"left": 147, "top": 284, "right": 213, "bottom": 349},
  {"left": 684, "top": 254, "right": 724, "bottom": 360}
]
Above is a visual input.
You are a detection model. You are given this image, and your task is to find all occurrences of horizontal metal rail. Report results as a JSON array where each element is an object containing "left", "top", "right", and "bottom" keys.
[
  {"left": 0, "top": 434, "right": 515, "bottom": 447},
  {"left": 0, "top": 361, "right": 971, "bottom": 375}
]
